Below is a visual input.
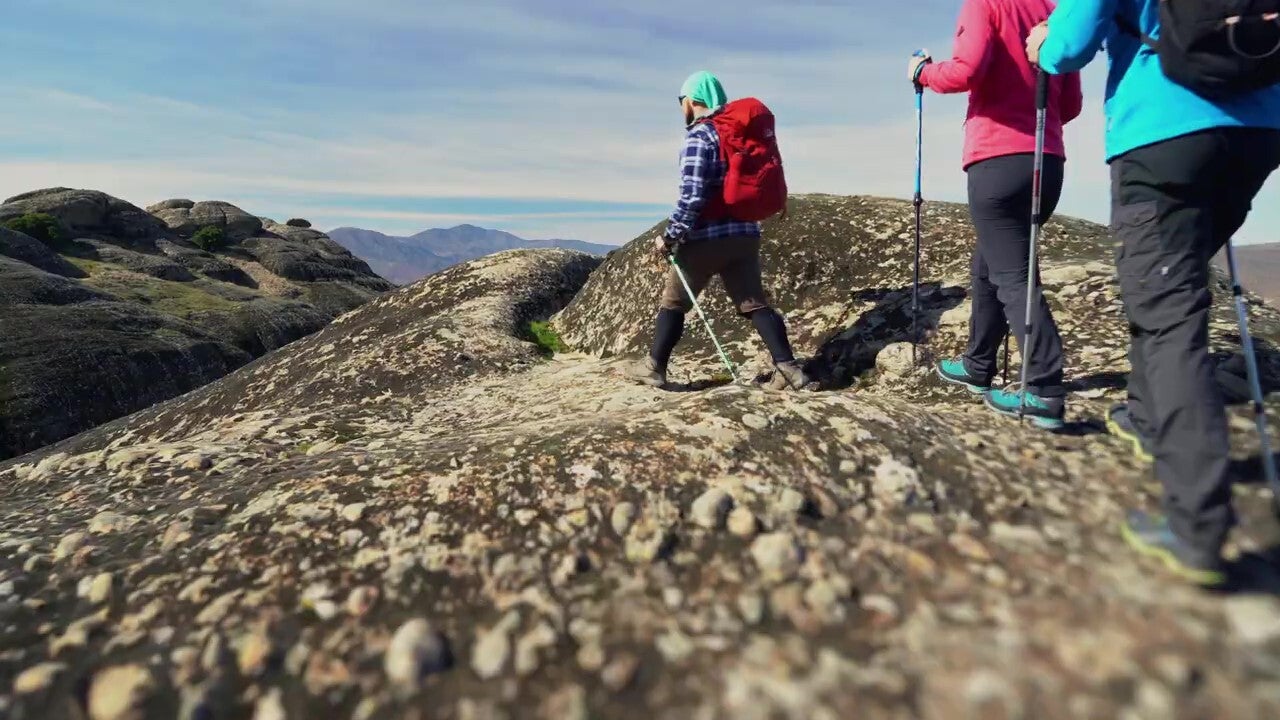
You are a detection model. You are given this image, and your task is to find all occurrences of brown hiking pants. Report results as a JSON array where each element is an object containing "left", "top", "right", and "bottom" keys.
[{"left": 660, "top": 235, "right": 769, "bottom": 316}]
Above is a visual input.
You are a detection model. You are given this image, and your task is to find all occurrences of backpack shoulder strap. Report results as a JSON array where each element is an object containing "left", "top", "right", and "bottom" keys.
[{"left": 1114, "top": 12, "right": 1159, "bottom": 51}]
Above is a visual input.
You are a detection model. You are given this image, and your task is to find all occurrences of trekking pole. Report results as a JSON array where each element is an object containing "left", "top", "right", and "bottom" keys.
[
  {"left": 668, "top": 254, "right": 739, "bottom": 382},
  {"left": 912, "top": 49, "right": 927, "bottom": 367},
  {"left": 1019, "top": 69, "right": 1049, "bottom": 422},
  {"left": 1223, "top": 240, "right": 1280, "bottom": 504},
  {"left": 1002, "top": 333, "right": 1011, "bottom": 386}
]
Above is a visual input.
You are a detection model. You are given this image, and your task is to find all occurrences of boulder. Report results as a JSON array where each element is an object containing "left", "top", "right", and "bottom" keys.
[
  {"left": 0, "top": 227, "right": 86, "bottom": 278},
  {"left": 286, "top": 218, "right": 312, "bottom": 228},
  {"left": 156, "top": 240, "right": 256, "bottom": 287},
  {"left": 150, "top": 200, "right": 263, "bottom": 239},
  {"left": 80, "top": 240, "right": 197, "bottom": 282},
  {"left": 0, "top": 256, "right": 112, "bottom": 306},
  {"left": 0, "top": 188, "right": 168, "bottom": 242}
]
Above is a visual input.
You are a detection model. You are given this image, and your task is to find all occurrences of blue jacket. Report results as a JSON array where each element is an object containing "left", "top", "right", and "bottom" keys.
[{"left": 1039, "top": 0, "right": 1280, "bottom": 161}]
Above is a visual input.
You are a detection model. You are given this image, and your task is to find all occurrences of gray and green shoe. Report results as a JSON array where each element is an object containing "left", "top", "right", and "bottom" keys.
[
  {"left": 936, "top": 359, "right": 991, "bottom": 394},
  {"left": 1106, "top": 404, "right": 1155, "bottom": 464},
  {"left": 982, "top": 387, "right": 1065, "bottom": 430},
  {"left": 1121, "top": 510, "right": 1227, "bottom": 587}
]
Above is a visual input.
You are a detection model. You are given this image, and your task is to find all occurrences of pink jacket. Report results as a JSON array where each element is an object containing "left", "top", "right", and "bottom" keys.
[{"left": 918, "top": 0, "right": 1083, "bottom": 169}]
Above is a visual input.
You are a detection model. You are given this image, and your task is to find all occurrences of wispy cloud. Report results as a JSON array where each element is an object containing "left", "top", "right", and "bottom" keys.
[{"left": 0, "top": 1, "right": 1275, "bottom": 245}]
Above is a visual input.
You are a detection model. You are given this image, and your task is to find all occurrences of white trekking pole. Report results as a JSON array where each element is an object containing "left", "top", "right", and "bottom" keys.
[
  {"left": 1223, "top": 240, "right": 1280, "bottom": 506},
  {"left": 669, "top": 254, "right": 739, "bottom": 382},
  {"left": 1019, "top": 70, "right": 1049, "bottom": 422}
]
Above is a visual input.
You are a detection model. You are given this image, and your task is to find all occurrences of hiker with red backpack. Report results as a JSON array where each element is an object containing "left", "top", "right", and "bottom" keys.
[
  {"left": 626, "top": 71, "right": 809, "bottom": 391},
  {"left": 910, "top": 0, "right": 1084, "bottom": 430},
  {"left": 1029, "top": 0, "right": 1280, "bottom": 586}
]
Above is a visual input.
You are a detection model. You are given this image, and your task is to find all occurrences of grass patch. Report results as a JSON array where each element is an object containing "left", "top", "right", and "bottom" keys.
[
  {"left": 66, "top": 257, "right": 239, "bottom": 319},
  {"left": 527, "top": 321, "right": 569, "bottom": 356}
]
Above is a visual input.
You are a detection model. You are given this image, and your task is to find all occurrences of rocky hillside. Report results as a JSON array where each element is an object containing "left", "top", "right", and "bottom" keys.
[
  {"left": 1, "top": 195, "right": 1278, "bottom": 720},
  {"left": 0, "top": 188, "right": 393, "bottom": 461},
  {"left": 1215, "top": 242, "right": 1280, "bottom": 306},
  {"left": 329, "top": 224, "right": 616, "bottom": 285}
]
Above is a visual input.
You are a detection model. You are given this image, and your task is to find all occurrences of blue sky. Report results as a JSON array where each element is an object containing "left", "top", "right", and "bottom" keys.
[{"left": 1, "top": 0, "right": 1276, "bottom": 244}]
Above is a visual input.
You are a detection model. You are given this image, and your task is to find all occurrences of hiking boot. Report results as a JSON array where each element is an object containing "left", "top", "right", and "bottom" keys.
[
  {"left": 625, "top": 356, "right": 666, "bottom": 387},
  {"left": 766, "top": 361, "right": 811, "bottom": 391},
  {"left": 1106, "top": 404, "right": 1155, "bottom": 464},
  {"left": 982, "top": 387, "right": 1065, "bottom": 430},
  {"left": 1121, "top": 510, "right": 1227, "bottom": 587},
  {"left": 936, "top": 358, "right": 991, "bottom": 394}
]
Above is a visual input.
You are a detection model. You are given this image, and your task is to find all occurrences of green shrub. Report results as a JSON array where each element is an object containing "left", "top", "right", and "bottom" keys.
[
  {"left": 3, "top": 213, "right": 62, "bottom": 246},
  {"left": 191, "top": 226, "right": 226, "bottom": 251},
  {"left": 527, "top": 321, "right": 568, "bottom": 356}
]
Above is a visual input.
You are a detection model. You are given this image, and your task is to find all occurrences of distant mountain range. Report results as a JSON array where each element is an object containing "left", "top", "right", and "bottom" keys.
[
  {"left": 328, "top": 224, "right": 617, "bottom": 285},
  {"left": 1214, "top": 242, "right": 1280, "bottom": 305}
]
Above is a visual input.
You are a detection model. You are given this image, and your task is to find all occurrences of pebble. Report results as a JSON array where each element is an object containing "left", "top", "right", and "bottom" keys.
[
  {"left": 576, "top": 641, "right": 605, "bottom": 672},
  {"left": 775, "top": 488, "right": 808, "bottom": 519},
  {"left": 610, "top": 502, "right": 638, "bottom": 536},
  {"left": 340, "top": 503, "right": 367, "bottom": 522},
  {"left": 727, "top": 507, "right": 759, "bottom": 538},
  {"left": 514, "top": 623, "right": 557, "bottom": 676},
  {"left": 742, "top": 413, "right": 770, "bottom": 430},
  {"left": 85, "top": 572, "right": 114, "bottom": 604},
  {"left": 345, "top": 586, "right": 380, "bottom": 618},
  {"left": 13, "top": 662, "right": 64, "bottom": 694},
  {"left": 53, "top": 532, "right": 88, "bottom": 562},
  {"left": 872, "top": 457, "right": 920, "bottom": 505},
  {"left": 949, "top": 533, "right": 992, "bottom": 562},
  {"left": 624, "top": 521, "right": 674, "bottom": 564},
  {"left": 989, "top": 522, "right": 1046, "bottom": 549},
  {"left": 384, "top": 619, "right": 453, "bottom": 689},
  {"left": 237, "top": 632, "right": 274, "bottom": 677},
  {"left": 655, "top": 631, "right": 694, "bottom": 663},
  {"left": 750, "top": 533, "right": 803, "bottom": 582},
  {"left": 690, "top": 488, "right": 734, "bottom": 529},
  {"left": 1224, "top": 596, "right": 1280, "bottom": 644},
  {"left": 472, "top": 624, "right": 512, "bottom": 680},
  {"left": 601, "top": 653, "right": 640, "bottom": 692},
  {"left": 738, "top": 592, "right": 766, "bottom": 625},
  {"left": 252, "top": 688, "right": 287, "bottom": 720},
  {"left": 87, "top": 664, "right": 154, "bottom": 720},
  {"left": 88, "top": 511, "right": 138, "bottom": 535}
]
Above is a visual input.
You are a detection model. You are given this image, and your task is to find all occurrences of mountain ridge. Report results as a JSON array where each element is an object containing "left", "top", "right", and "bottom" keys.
[{"left": 328, "top": 223, "right": 616, "bottom": 285}]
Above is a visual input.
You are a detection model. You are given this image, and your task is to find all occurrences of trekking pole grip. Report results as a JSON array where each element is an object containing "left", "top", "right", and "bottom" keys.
[{"left": 1035, "top": 69, "right": 1049, "bottom": 111}]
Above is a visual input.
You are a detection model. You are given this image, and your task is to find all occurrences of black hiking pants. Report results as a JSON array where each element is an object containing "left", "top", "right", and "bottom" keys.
[
  {"left": 963, "top": 153, "right": 1066, "bottom": 397},
  {"left": 1111, "top": 127, "right": 1280, "bottom": 565}
]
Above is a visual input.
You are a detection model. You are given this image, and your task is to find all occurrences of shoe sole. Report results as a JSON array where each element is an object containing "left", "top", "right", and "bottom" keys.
[
  {"left": 935, "top": 366, "right": 990, "bottom": 395},
  {"left": 983, "top": 398, "right": 1065, "bottom": 430},
  {"left": 1120, "top": 522, "right": 1227, "bottom": 587},
  {"left": 1105, "top": 415, "right": 1155, "bottom": 464}
]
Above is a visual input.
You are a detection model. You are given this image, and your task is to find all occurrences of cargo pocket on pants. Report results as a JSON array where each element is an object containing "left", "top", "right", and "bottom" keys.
[{"left": 1111, "top": 200, "right": 1163, "bottom": 326}]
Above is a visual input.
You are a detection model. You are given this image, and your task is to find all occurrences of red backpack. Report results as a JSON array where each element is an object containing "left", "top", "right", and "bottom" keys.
[{"left": 696, "top": 97, "right": 788, "bottom": 222}]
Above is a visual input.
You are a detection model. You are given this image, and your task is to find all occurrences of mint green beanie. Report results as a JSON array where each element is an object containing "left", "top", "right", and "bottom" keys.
[{"left": 679, "top": 71, "right": 728, "bottom": 110}]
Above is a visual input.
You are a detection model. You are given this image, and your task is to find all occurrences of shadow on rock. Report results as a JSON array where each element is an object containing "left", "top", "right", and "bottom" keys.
[{"left": 807, "top": 283, "right": 966, "bottom": 390}]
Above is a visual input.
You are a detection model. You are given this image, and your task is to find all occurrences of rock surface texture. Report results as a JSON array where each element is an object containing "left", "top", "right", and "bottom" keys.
[
  {"left": 1, "top": 194, "right": 1278, "bottom": 720},
  {"left": 0, "top": 188, "right": 394, "bottom": 460}
]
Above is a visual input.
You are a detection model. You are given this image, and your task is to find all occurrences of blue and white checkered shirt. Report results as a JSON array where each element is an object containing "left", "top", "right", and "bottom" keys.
[{"left": 663, "top": 118, "right": 762, "bottom": 244}]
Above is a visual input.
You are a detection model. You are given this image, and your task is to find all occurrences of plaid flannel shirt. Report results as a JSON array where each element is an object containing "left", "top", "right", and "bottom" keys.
[{"left": 663, "top": 119, "right": 761, "bottom": 244}]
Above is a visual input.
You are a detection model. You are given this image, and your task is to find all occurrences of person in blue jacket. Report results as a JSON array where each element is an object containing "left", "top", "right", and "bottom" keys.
[{"left": 1027, "top": 1, "right": 1280, "bottom": 586}]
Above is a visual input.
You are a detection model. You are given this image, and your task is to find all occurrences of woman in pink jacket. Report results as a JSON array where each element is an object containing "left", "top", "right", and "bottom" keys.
[{"left": 909, "top": 0, "right": 1082, "bottom": 429}]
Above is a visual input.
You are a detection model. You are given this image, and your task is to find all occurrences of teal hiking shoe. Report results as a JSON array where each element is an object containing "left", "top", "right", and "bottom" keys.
[
  {"left": 936, "top": 359, "right": 991, "bottom": 394},
  {"left": 1106, "top": 404, "right": 1154, "bottom": 464},
  {"left": 1121, "top": 510, "right": 1227, "bottom": 588},
  {"left": 982, "top": 387, "right": 1065, "bottom": 430}
]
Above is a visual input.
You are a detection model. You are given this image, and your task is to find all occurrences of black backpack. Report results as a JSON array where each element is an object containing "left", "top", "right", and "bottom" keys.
[{"left": 1117, "top": 1, "right": 1280, "bottom": 100}]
